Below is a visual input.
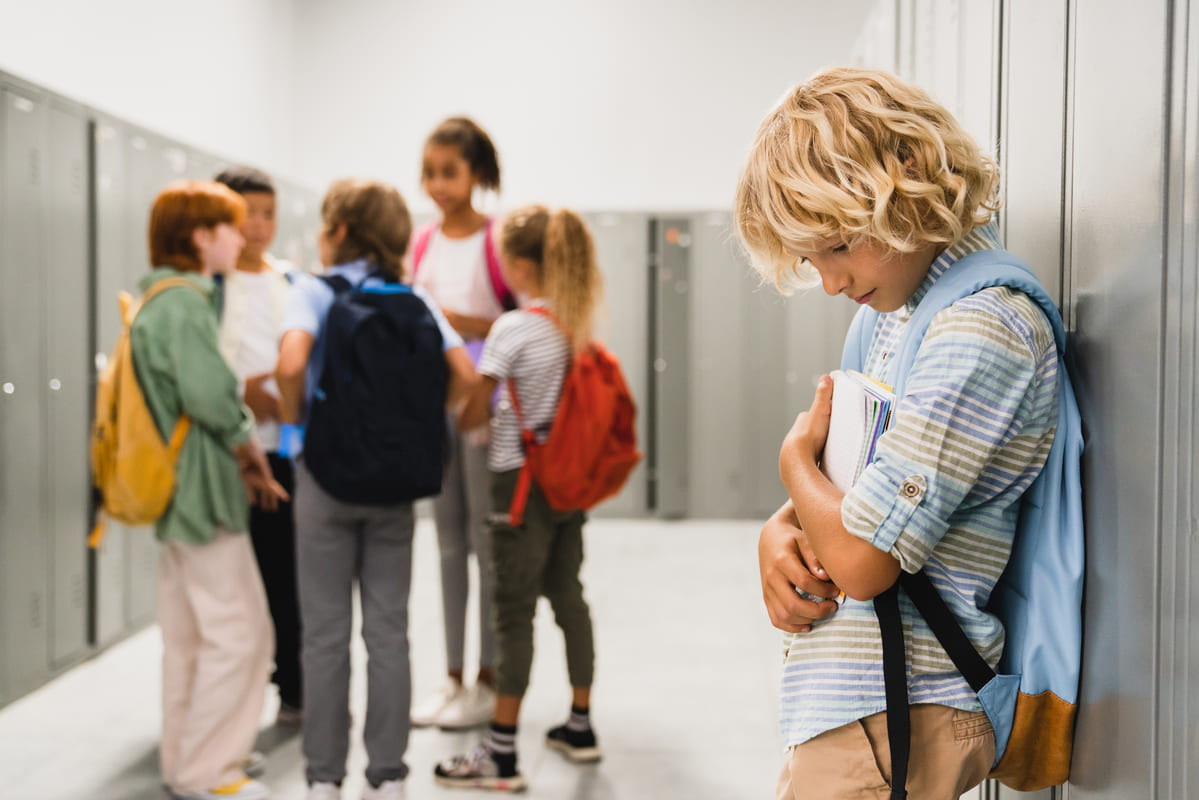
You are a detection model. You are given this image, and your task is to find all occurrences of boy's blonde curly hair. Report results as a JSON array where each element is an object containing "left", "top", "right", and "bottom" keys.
[{"left": 734, "top": 67, "right": 1000, "bottom": 293}]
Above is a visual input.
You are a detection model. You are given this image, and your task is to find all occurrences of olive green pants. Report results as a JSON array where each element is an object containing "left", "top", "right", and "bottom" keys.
[{"left": 489, "top": 468, "right": 594, "bottom": 697}]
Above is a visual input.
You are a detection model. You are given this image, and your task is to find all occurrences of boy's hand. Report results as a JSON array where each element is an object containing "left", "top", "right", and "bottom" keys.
[
  {"left": 244, "top": 373, "right": 281, "bottom": 423},
  {"left": 759, "top": 500, "right": 840, "bottom": 633},
  {"left": 234, "top": 440, "right": 289, "bottom": 511},
  {"left": 780, "top": 374, "right": 834, "bottom": 474}
]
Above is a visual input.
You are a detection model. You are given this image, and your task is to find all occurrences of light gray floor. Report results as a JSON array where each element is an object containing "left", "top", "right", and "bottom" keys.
[{"left": 0, "top": 516, "right": 788, "bottom": 800}]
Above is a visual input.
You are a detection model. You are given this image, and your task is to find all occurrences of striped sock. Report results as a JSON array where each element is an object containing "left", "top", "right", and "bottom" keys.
[
  {"left": 485, "top": 722, "right": 518, "bottom": 775},
  {"left": 566, "top": 705, "right": 591, "bottom": 732}
]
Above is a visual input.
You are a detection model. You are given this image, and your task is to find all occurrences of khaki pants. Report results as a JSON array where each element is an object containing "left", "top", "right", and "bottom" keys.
[
  {"left": 777, "top": 704, "right": 994, "bottom": 800},
  {"left": 489, "top": 468, "right": 594, "bottom": 697},
  {"left": 159, "top": 529, "right": 274, "bottom": 793}
]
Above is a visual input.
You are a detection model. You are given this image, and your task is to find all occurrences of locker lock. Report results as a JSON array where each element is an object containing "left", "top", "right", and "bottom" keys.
[
  {"left": 49, "top": 378, "right": 62, "bottom": 391},
  {"left": 2, "top": 382, "right": 14, "bottom": 395}
]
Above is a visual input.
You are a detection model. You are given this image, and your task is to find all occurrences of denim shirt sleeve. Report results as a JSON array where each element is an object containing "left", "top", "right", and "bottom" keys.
[{"left": 841, "top": 298, "right": 1056, "bottom": 573}]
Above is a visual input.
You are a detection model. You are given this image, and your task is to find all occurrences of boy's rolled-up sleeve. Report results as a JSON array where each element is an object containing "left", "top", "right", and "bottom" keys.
[{"left": 841, "top": 298, "right": 1058, "bottom": 574}]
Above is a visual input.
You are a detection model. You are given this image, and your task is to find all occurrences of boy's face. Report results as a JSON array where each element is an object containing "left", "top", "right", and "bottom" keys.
[
  {"left": 239, "top": 191, "right": 277, "bottom": 261},
  {"left": 791, "top": 238, "right": 938, "bottom": 313}
]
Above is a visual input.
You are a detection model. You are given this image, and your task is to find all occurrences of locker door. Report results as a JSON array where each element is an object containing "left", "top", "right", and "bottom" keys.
[
  {"left": 741, "top": 259, "right": 792, "bottom": 519},
  {"left": 0, "top": 85, "right": 50, "bottom": 703},
  {"left": 123, "top": 131, "right": 162, "bottom": 627},
  {"left": 584, "top": 212, "right": 650, "bottom": 517},
  {"left": 651, "top": 217, "right": 691, "bottom": 518},
  {"left": 46, "top": 101, "right": 91, "bottom": 667},
  {"left": 92, "top": 119, "right": 130, "bottom": 645},
  {"left": 687, "top": 212, "right": 747, "bottom": 518}
]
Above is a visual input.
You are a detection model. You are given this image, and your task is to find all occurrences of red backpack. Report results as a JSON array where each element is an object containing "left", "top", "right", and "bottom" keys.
[
  {"left": 507, "top": 307, "right": 642, "bottom": 525},
  {"left": 410, "top": 218, "right": 516, "bottom": 311}
]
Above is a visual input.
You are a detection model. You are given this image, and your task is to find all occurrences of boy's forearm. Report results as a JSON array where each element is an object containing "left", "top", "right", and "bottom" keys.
[
  {"left": 782, "top": 456, "right": 901, "bottom": 601},
  {"left": 276, "top": 370, "right": 305, "bottom": 424}
]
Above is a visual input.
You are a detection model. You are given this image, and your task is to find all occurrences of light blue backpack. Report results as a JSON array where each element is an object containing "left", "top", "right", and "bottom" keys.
[{"left": 841, "top": 249, "right": 1085, "bottom": 795}]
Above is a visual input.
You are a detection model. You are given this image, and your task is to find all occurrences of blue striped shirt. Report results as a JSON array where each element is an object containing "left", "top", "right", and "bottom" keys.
[{"left": 778, "top": 223, "right": 1059, "bottom": 748}]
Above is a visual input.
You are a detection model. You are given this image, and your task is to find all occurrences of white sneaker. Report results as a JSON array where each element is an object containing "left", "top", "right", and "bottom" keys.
[
  {"left": 306, "top": 782, "right": 341, "bottom": 800},
  {"left": 362, "top": 778, "right": 406, "bottom": 800},
  {"left": 242, "top": 751, "right": 267, "bottom": 778},
  {"left": 436, "top": 682, "right": 497, "bottom": 730},
  {"left": 411, "top": 678, "right": 464, "bottom": 727},
  {"left": 175, "top": 778, "right": 270, "bottom": 799}
]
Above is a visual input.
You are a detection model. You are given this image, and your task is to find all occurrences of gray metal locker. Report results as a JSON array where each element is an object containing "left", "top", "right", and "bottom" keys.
[
  {"left": 741, "top": 263, "right": 793, "bottom": 519},
  {"left": 998, "top": 0, "right": 1068, "bottom": 305},
  {"left": 45, "top": 99, "right": 91, "bottom": 667},
  {"left": 686, "top": 211, "right": 749, "bottom": 519},
  {"left": 651, "top": 217, "right": 691, "bottom": 518},
  {"left": 0, "top": 84, "right": 51, "bottom": 704},
  {"left": 1066, "top": 1, "right": 1170, "bottom": 798},
  {"left": 92, "top": 117, "right": 131, "bottom": 646},
  {"left": 122, "top": 129, "right": 168, "bottom": 628},
  {"left": 584, "top": 212, "right": 650, "bottom": 518}
]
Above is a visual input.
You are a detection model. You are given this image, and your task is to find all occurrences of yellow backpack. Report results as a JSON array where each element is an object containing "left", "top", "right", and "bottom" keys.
[{"left": 89, "top": 278, "right": 199, "bottom": 547}]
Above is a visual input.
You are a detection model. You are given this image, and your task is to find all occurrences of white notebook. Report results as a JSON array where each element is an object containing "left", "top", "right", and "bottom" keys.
[{"left": 820, "top": 369, "right": 895, "bottom": 492}]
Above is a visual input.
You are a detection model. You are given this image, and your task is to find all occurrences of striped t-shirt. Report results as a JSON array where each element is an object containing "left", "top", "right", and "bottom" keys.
[
  {"left": 779, "top": 223, "right": 1060, "bottom": 749},
  {"left": 477, "top": 301, "right": 572, "bottom": 472}
]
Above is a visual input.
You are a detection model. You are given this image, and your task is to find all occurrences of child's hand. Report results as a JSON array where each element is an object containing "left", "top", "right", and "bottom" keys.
[
  {"left": 780, "top": 374, "right": 834, "bottom": 475},
  {"left": 759, "top": 500, "right": 840, "bottom": 634}
]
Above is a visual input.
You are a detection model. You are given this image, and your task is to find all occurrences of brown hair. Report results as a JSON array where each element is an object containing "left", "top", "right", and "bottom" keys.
[
  {"left": 148, "top": 180, "right": 246, "bottom": 272},
  {"left": 735, "top": 66, "right": 1000, "bottom": 292},
  {"left": 425, "top": 116, "right": 501, "bottom": 191},
  {"left": 320, "top": 179, "right": 411, "bottom": 280},
  {"left": 500, "top": 205, "right": 602, "bottom": 352}
]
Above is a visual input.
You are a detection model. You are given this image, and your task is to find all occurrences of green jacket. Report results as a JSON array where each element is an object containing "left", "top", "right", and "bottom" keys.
[{"left": 130, "top": 268, "right": 254, "bottom": 544}]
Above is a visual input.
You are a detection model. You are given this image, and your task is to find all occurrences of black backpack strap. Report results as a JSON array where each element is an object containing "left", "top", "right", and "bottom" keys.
[
  {"left": 875, "top": 583, "right": 910, "bottom": 799},
  {"left": 898, "top": 571, "right": 996, "bottom": 693},
  {"left": 876, "top": 571, "right": 1000, "bottom": 800},
  {"left": 319, "top": 274, "right": 354, "bottom": 294}
]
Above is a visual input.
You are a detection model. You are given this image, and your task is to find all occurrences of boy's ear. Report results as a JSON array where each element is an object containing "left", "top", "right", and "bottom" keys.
[{"left": 192, "top": 226, "right": 214, "bottom": 252}]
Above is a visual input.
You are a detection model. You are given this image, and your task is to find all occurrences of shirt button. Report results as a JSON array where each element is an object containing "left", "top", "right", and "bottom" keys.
[{"left": 901, "top": 480, "right": 921, "bottom": 498}]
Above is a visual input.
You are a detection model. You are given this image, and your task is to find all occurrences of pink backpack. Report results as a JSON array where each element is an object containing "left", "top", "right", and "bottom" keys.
[{"left": 410, "top": 218, "right": 516, "bottom": 311}]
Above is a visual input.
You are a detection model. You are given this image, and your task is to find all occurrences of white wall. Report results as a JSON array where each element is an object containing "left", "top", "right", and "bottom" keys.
[
  {"left": 0, "top": 0, "right": 300, "bottom": 181},
  {"left": 292, "top": 0, "right": 876, "bottom": 212}
]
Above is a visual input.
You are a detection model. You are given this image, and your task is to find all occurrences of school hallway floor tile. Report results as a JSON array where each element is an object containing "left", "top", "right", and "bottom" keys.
[{"left": 0, "top": 517, "right": 798, "bottom": 800}]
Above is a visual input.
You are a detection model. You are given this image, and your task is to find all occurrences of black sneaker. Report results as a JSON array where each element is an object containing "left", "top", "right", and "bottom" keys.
[
  {"left": 545, "top": 724, "right": 603, "bottom": 763},
  {"left": 433, "top": 745, "right": 528, "bottom": 792}
]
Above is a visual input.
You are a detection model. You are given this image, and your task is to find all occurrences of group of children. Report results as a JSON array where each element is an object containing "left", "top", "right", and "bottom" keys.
[
  {"left": 138, "top": 117, "right": 605, "bottom": 800},
  {"left": 130, "top": 64, "right": 1070, "bottom": 800}
]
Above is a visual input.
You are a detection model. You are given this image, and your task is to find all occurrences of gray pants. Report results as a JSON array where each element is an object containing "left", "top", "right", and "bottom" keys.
[
  {"left": 295, "top": 461, "right": 413, "bottom": 787},
  {"left": 431, "top": 418, "right": 496, "bottom": 673}
]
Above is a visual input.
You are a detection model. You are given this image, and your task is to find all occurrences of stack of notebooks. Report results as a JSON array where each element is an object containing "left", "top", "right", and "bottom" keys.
[{"left": 820, "top": 369, "right": 895, "bottom": 492}]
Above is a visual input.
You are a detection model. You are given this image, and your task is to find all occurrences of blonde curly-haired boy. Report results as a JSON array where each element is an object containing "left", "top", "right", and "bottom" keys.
[{"left": 736, "top": 67, "right": 1059, "bottom": 799}]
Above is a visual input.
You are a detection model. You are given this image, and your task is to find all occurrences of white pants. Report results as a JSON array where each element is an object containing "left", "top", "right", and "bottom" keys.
[{"left": 158, "top": 529, "right": 273, "bottom": 793}]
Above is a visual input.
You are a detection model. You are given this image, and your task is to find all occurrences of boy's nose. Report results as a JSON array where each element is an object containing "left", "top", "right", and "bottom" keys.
[{"left": 821, "top": 270, "right": 851, "bottom": 297}]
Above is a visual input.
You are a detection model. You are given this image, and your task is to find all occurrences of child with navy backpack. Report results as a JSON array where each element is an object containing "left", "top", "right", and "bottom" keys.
[
  {"left": 433, "top": 206, "right": 607, "bottom": 793},
  {"left": 275, "top": 179, "right": 477, "bottom": 800},
  {"left": 409, "top": 116, "right": 515, "bottom": 732},
  {"left": 735, "top": 68, "right": 1083, "bottom": 799}
]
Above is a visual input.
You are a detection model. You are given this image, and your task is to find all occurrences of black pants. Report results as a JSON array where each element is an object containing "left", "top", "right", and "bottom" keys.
[{"left": 249, "top": 453, "right": 302, "bottom": 709}]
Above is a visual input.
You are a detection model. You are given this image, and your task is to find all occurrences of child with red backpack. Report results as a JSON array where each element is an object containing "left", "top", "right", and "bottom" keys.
[
  {"left": 434, "top": 206, "right": 638, "bottom": 792},
  {"left": 409, "top": 117, "right": 515, "bottom": 732}
]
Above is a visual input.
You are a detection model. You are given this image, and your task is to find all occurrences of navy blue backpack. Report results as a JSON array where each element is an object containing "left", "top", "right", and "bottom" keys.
[
  {"left": 304, "top": 273, "right": 448, "bottom": 505},
  {"left": 842, "top": 250, "right": 1085, "bottom": 795}
]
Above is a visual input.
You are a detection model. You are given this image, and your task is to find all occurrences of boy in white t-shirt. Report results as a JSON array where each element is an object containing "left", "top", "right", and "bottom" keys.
[{"left": 215, "top": 166, "right": 303, "bottom": 726}]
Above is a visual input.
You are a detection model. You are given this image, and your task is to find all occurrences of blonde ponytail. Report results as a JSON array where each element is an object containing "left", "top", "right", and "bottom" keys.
[{"left": 501, "top": 206, "right": 603, "bottom": 352}]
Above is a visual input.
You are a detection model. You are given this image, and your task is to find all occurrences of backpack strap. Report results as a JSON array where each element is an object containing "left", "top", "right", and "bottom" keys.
[
  {"left": 506, "top": 378, "right": 536, "bottom": 526},
  {"left": 484, "top": 217, "right": 517, "bottom": 310},
  {"left": 410, "top": 221, "right": 438, "bottom": 277},
  {"left": 874, "top": 583, "right": 911, "bottom": 800},
  {"left": 318, "top": 273, "right": 355, "bottom": 294}
]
